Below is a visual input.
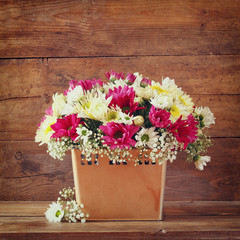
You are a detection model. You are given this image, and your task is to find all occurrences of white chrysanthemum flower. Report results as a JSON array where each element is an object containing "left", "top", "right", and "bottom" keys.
[
  {"left": 76, "top": 125, "right": 92, "bottom": 144},
  {"left": 150, "top": 93, "right": 172, "bottom": 109},
  {"left": 195, "top": 107, "right": 215, "bottom": 128},
  {"left": 135, "top": 127, "right": 158, "bottom": 149},
  {"left": 66, "top": 85, "right": 84, "bottom": 105},
  {"left": 195, "top": 156, "right": 211, "bottom": 171},
  {"left": 134, "top": 85, "right": 154, "bottom": 99},
  {"left": 73, "top": 90, "right": 112, "bottom": 121},
  {"left": 61, "top": 86, "right": 85, "bottom": 115},
  {"left": 52, "top": 93, "right": 66, "bottom": 117},
  {"left": 118, "top": 112, "right": 134, "bottom": 125},
  {"left": 103, "top": 79, "right": 126, "bottom": 94},
  {"left": 177, "top": 94, "right": 194, "bottom": 112},
  {"left": 130, "top": 73, "right": 152, "bottom": 99},
  {"left": 170, "top": 103, "right": 189, "bottom": 122},
  {"left": 134, "top": 96, "right": 144, "bottom": 104},
  {"left": 35, "top": 115, "right": 57, "bottom": 145},
  {"left": 162, "top": 77, "right": 183, "bottom": 96},
  {"left": 45, "top": 202, "right": 64, "bottom": 223},
  {"left": 150, "top": 81, "right": 168, "bottom": 95},
  {"left": 133, "top": 72, "right": 143, "bottom": 83}
]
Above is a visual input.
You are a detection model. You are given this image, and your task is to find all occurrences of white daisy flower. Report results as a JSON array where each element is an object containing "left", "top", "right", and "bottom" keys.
[
  {"left": 102, "top": 107, "right": 121, "bottom": 124},
  {"left": 35, "top": 115, "right": 57, "bottom": 145},
  {"left": 195, "top": 107, "right": 215, "bottom": 128},
  {"left": 135, "top": 127, "right": 158, "bottom": 149},
  {"left": 118, "top": 112, "right": 134, "bottom": 125},
  {"left": 76, "top": 125, "right": 92, "bottom": 144},
  {"left": 52, "top": 93, "right": 66, "bottom": 117},
  {"left": 45, "top": 202, "right": 64, "bottom": 223},
  {"left": 195, "top": 156, "right": 211, "bottom": 171}
]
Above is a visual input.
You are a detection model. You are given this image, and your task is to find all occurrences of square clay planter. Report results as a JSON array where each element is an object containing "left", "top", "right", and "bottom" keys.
[{"left": 71, "top": 149, "right": 167, "bottom": 220}]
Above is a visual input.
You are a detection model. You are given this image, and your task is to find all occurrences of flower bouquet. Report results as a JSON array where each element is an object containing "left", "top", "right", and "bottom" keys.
[{"left": 36, "top": 70, "right": 215, "bottom": 220}]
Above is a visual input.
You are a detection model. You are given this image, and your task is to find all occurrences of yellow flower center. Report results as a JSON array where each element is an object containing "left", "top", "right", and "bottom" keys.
[
  {"left": 170, "top": 105, "right": 180, "bottom": 118},
  {"left": 82, "top": 102, "right": 91, "bottom": 110},
  {"left": 44, "top": 124, "right": 54, "bottom": 135},
  {"left": 150, "top": 85, "right": 168, "bottom": 94},
  {"left": 178, "top": 95, "right": 187, "bottom": 106},
  {"left": 106, "top": 111, "right": 118, "bottom": 122}
]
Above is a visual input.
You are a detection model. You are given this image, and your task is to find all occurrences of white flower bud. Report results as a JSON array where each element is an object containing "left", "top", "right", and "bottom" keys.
[{"left": 133, "top": 115, "right": 144, "bottom": 126}]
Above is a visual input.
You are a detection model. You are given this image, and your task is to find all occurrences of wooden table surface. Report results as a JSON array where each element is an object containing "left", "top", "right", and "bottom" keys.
[{"left": 0, "top": 201, "right": 240, "bottom": 240}]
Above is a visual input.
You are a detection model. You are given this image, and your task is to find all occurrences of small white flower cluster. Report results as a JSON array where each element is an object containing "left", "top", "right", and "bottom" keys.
[
  {"left": 186, "top": 133, "right": 213, "bottom": 170},
  {"left": 101, "top": 145, "right": 132, "bottom": 164},
  {"left": 45, "top": 187, "right": 89, "bottom": 223},
  {"left": 58, "top": 187, "right": 89, "bottom": 223},
  {"left": 76, "top": 130, "right": 103, "bottom": 161},
  {"left": 47, "top": 137, "right": 73, "bottom": 160},
  {"left": 137, "top": 130, "right": 179, "bottom": 164}
]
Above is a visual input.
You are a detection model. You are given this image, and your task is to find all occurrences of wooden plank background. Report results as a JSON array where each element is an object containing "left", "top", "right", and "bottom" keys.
[{"left": 0, "top": 0, "right": 240, "bottom": 209}]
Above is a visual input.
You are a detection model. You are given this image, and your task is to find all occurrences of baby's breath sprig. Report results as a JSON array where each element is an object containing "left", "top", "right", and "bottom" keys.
[
  {"left": 186, "top": 132, "right": 213, "bottom": 163},
  {"left": 45, "top": 187, "right": 89, "bottom": 223}
]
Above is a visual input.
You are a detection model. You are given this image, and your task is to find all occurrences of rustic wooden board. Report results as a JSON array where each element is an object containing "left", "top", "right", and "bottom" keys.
[
  {"left": 1, "top": 201, "right": 240, "bottom": 217},
  {"left": 0, "top": 210, "right": 240, "bottom": 240},
  {"left": 0, "top": 0, "right": 240, "bottom": 58},
  {"left": 0, "top": 139, "right": 239, "bottom": 201},
  {"left": 1, "top": 56, "right": 240, "bottom": 98},
  {"left": 0, "top": 216, "right": 239, "bottom": 232},
  {"left": 0, "top": 94, "right": 239, "bottom": 141}
]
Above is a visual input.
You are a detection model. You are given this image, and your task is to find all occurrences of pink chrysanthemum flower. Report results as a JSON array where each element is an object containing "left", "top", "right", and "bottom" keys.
[
  {"left": 64, "top": 80, "right": 79, "bottom": 95},
  {"left": 38, "top": 107, "right": 53, "bottom": 127},
  {"left": 51, "top": 114, "right": 84, "bottom": 141},
  {"left": 169, "top": 114, "right": 198, "bottom": 149},
  {"left": 45, "top": 106, "right": 53, "bottom": 116},
  {"left": 99, "top": 122, "right": 140, "bottom": 149},
  {"left": 64, "top": 79, "right": 103, "bottom": 95},
  {"left": 149, "top": 106, "right": 171, "bottom": 128},
  {"left": 126, "top": 73, "right": 137, "bottom": 84},
  {"left": 105, "top": 70, "right": 125, "bottom": 81},
  {"left": 107, "top": 85, "right": 142, "bottom": 115},
  {"left": 141, "top": 77, "right": 151, "bottom": 87},
  {"left": 78, "top": 79, "right": 103, "bottom": 91}
]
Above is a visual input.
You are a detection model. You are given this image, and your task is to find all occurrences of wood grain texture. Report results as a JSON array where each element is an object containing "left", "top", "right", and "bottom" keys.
[
  {"left": 0, "top": 139, "right": 239, "bottom": 201},
  {"left": 0, "top": 55, "right": 240, "bottom": 97},
  {"left": 1, "top": 201, "right": 240, "bottom": 217},
  {"left": 0, "top": 204, "right": 239, "bottom": 240},
  {"left": 0, "top": 0, "right": 240, "bottom": 58}
]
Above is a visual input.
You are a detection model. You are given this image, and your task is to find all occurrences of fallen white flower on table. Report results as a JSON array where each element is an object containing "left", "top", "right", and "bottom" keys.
[
  {"left": 45, "top": 202, "right": 64, "bottom": 223},
  {"left": 195, "top": 156, "right": 211, "bottom": 171},
  {"left": 45, "top": 187, "right": 89, "bottom": 223}
]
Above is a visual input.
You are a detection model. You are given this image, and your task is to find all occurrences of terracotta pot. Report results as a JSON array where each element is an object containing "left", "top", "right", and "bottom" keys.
[{"left": 71, "top": 149, "right": 167, "bottom": 220}]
